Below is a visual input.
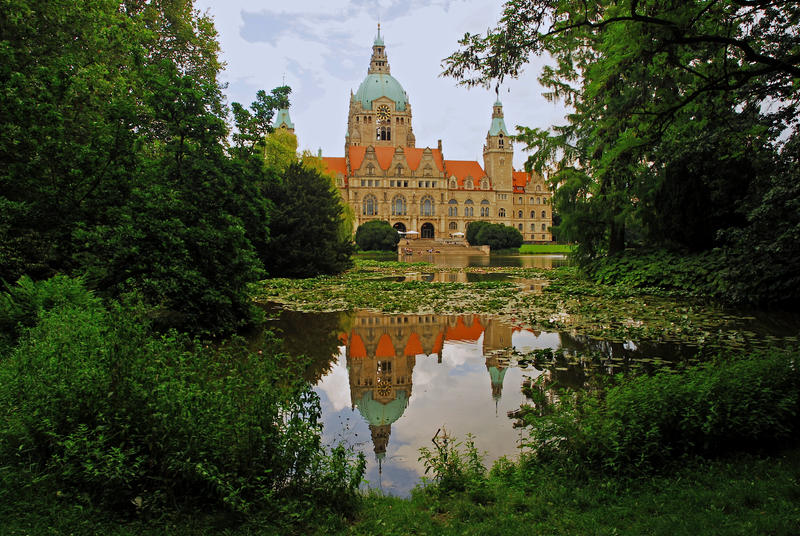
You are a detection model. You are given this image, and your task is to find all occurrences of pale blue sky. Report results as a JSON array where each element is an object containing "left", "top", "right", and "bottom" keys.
[{"left": 196, "top": 0, "right": 568, "bottom": 168}]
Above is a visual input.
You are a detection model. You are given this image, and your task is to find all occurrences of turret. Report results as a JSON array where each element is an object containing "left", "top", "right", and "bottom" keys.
[
  {"left": 273, "top": 107, "right": 295, "bottom": 134},
  {"left": 369, "top": 24, "right": 390, "bottom": 75}
]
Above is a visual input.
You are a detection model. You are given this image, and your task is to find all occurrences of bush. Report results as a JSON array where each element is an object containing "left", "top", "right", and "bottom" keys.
[
  {"left": 0, "top": 277, "right": 365, "bottom": 516},
  {"left": 466, "top": 221, "right": 490, "bottom": 245},
  {"left": 521, "top": 349, "right": 800, "bottom": 475},
  {"left": 474, "top": 223, "right": 523, "bottom": 250},
  {"left": 355, "top": 220, "right": 400, "bottom": 251}
]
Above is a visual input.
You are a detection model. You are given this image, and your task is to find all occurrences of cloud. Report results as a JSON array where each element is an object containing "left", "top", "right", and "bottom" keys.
[{"left": 196, "top": 0, "right": 569, "bottom": 168}]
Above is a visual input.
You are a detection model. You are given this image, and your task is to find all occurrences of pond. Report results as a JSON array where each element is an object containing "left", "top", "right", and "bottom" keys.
[
  {"left": 358, "top": 250, "right": 571, "bottom": 269},
  {"left": 256, "top": 252, "right": 800, "bottom": 497},
  {"left": 263, "top": 308, "right": 714, "bottom": 497}
]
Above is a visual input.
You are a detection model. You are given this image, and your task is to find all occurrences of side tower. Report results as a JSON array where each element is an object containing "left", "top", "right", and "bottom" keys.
[
  {"left": 347, "top": 25, "right": 414, "bottom": 148},
  {"left": 273, "top": 106, "right": 295, "bottom": 134},
  {"left": 482, "top": 100, "right": 513, "bottom": 191}
]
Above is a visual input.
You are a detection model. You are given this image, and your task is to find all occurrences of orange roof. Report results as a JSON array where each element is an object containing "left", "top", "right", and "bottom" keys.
[
  {"left": 513, "top": 171, "right": 530, "bottom": 192},
  {"left": 445, "top": 316, "right": 485, "bottom": 342},
  {"left": 432, "top": 331, "right": 445, "bottom": 356},
  {"left": 347, "top": 146, "right": 445, "bottom": 174},
  {"left": 322, "top": 157, "right": 347, "bottom": 178},
  {"left": 350, "top": 332, "right": 367, "bottom": 359},
  {"left": 444, "top": 160, "right": 487, "bottom": 189},
  {"left": 348, "top": 146, "right": 367, "bottom": 171},
  {"left": 403, "top": 333, "right": 424, "bottom": 356},
  {"left": 375, "top": 333, "right": 396, "bottom": 358}
]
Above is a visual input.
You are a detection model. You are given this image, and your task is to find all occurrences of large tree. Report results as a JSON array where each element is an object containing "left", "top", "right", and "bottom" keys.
[{"left": 443, "top": 1, "right": 799, "bottom": 258}]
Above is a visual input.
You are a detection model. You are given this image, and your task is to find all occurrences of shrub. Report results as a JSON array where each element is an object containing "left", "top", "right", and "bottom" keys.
[
  {"left": 0, "top": 277, "right": 365, "bottom": 516},
  {"left": 466, "top": 220, "right": 490, "bottom": 245},
  {"left": 418, "top": 432, "right": 488, "bottom": 500},
  {"left": 521, "top": 349, "right": 800, "bottom": 475},
  {"left": 474, "top": 223, "right": 523, "bottom": 250},
  {"left": 355, "top": 220, "right": 400, "bottom": 251}
]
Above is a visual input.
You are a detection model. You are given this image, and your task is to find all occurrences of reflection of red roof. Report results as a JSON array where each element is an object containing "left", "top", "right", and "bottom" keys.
[
  {"left": 404, "top": 333, "right": 424, "bottom": 356},
  {"left": 322, "top": 157, "right": 347, "bottom": 177},
  {"left": 513, "top": 171, "right": 530, "bottom": 192},
  {"left": 432, "top": 331, "right": 445, "bottom": 355},
  {"left": 375, "top": 333, "right": 396, "bottom": 358},
  {"left": 444, "top": 160, "right": 487, "bottom": 188},
  {"left": 348, "top": 146, "right": 445, "bottom": 173},
  {"left": 445, "top": 316, "right": 485, "bottom": 342},
  {"left": 350, "top": 332, "right": 367, "bottom": 359},
  {"left": 338, "top": 332, "right": 348, "bottom": 345}
]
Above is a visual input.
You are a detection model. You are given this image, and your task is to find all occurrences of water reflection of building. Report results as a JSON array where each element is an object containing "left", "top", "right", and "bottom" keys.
[{"left": 341, "top": 312, "right": 514, "bottom": 462}]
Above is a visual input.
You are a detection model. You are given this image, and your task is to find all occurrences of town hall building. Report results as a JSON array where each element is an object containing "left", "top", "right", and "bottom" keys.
[{"left": 276, "top": 26, "right": 553, "bottom": 242}]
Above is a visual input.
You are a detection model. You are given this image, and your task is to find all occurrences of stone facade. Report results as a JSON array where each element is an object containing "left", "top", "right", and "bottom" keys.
[{"left": 309, "top": 26, "right": 553, "bottom": 242}]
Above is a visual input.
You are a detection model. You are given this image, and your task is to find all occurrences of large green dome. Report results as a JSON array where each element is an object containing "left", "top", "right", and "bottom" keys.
[
  {"left": 355, "top": 390, "right": 408, "bottom": 426},
  {"left": 355, "top": 73, "right": 408, "bottom": 111}
]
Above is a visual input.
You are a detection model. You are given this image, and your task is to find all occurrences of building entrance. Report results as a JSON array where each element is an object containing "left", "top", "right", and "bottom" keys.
[{"left": 421, "top": 222, "right": 435, "bottom": 239}]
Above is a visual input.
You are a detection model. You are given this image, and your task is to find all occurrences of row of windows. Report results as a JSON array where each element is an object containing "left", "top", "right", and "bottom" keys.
[
  {"left": 360, "top": 164, "right": 435, "bottom": 178},
  {"left": 445, "top": 221, "right": 548, "bottom": 232},
  {"left": 355, "top": 115, "right": 406, "bottom": 124}
]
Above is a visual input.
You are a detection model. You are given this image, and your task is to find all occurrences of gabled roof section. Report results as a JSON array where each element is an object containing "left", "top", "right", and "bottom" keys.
[
  {"left": 322, "top": 157, "right": 347, "bottom": 178},
  {"left": 444, "top": 160, "right": 487, "bottom": 188},
  {"left": 445, "top": 316, "right": 485, "bottom": 342},
  {"left": 350, "top": 332, "right": 367, "bottom": 359},
  {"left": 375, "top": 333, "right": 396, "bottom": 358},
  {"left": 513, "top": 170, "right": 531, "bottom": 192},
  {"left": 348, "top": 146, "right": 445, "bottom": 173}
]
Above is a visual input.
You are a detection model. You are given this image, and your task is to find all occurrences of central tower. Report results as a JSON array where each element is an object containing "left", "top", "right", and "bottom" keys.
[{"left": 347, "top": 25, "right": 415, "bottom": 148}]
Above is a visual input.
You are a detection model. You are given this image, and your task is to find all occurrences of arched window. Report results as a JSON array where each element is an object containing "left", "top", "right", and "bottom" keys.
[
  {"left": 464, "top": 199, "right": 474, "bottom": 217},
  {"left": 536, "top": 197, "right": 541, "bottom": 204},
  {"left": 396, "top": 165, "right": 403, "bottom": 176},
  {"left": 366, "top": 163, "right": 375, "bottom": 176},
  {"left": 421, "top": 195, "right": 435, "bottom": 217},
  {"left": 518, "top": 224, "right": 523, "bottom": 231},
  {"left": 377, "top": 126, "right": 391, "bottom": 141},
  {"left": 536, "top": 185, "right": 541, "bottom": 192},
  {"left": 518, "top": 210, "right": 523, "bottom": 219},
  {"left": 448, "top": 198, "right": 458, "bottom": 217},
  {"left": 480, "top": 199, "right": 490, "bottom": 217},
  {"left": 499, "top": 208, "right": 506, "bottom": 217},
  {"left": 541, "top": 223, "right": 546, "bottom": 231},
  {"left": 449, "top": 221, "right": 457, "bottom": 230},
  {"left": 498, "top": 133, "right": 504, "bottom": 148},
  {"left": 530, "top": 210, "right": 535, "bottom": 219},
  {"left": 481, "top": 178, "right": 489, "bottom": 190},
  {"left": 362, "top": 195, "right": 378, "bottom": 216},
  {"left": 541, "top": 210, "right": 546, "bottom": 218},
  {"left": 449, "top": 177, "right": 457, "bottom": 189},
  {"left": 392, "top": 195, "right": 407, "bottom": 216},
  {"left": 464, "top": 177, "right": 474, "bottom": 189},
  {"left": 530, "top": 223, "right": 535, "bottom": 231}
]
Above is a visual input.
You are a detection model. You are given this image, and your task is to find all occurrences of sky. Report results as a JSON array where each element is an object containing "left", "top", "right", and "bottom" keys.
[{"left": 195, "top": 0, "right": 569, "bottom": 169}]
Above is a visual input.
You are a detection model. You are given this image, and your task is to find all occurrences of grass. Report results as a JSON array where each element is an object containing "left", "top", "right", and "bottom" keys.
[
  {"left": 4, "top": 447, "right": 799, "bottom": 535},
  {"left": 518, "top": 243, "right": 576, "bottom": 254}
]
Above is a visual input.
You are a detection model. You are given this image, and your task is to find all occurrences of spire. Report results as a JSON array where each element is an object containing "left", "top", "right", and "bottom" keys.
[
  {"left": 274, "top": 106, "right": 294, "bottom": 133},
  {"left": 488, "top": 100, "right": 509, "bottom": 137},
  {"left": 369, "top": 25, "right": 390, "bottom": 74}
]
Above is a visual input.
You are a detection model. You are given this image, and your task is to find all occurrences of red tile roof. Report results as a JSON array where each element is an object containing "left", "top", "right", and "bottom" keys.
[
  {"left": 403, "top": 333, "right": 424, "bottom": 356},
  {"left": 322, "top": 157, "right": 347, "bottom": 175},
  {"left": 513, "top": 171, "right": 530, "bottom": 192},
  {"left": 346, "top": 146, "right": 445, "bottom": 174},
  {"left": 375, "top": 333, "right": 396, "bottom": 358},
  {"left": 350, "top": 332, "right": 367, "bottom": 359},
  {"left": 444, "top": 160, "right": 487, "bottom": 189},
  {"left": 445, "top": 316, "right": 485, "bottom": 342}
]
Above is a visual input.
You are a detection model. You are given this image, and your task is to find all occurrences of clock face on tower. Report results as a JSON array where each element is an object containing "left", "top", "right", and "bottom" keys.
[{"left": 376, "top": 104, "right": 391, "bottom": 122}]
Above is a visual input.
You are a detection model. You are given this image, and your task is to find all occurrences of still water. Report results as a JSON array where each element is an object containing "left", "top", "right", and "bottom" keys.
[
  {"left": 264, "top": 253, "right": 798, "bottom": 496},
  {"left": 265, "top": 307, "right": 697, "bottom": 497}
]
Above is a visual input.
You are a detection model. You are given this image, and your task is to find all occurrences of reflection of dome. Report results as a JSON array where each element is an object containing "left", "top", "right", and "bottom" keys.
[
  {"left": 355, "top": 74, "right": 408, "bottom": 111},
  {"left": 356, "top": 390, "right": 408, "bottom": 426},
  {"left": 488, "top": 365, "right": 508, "bottom": 400}
]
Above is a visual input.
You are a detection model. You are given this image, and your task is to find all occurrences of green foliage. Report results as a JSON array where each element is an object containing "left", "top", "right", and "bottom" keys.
[
  {"left": 0, "top": 277, "right": 365, "bottom": 516},
  {"left": 520, "top": 349, "right": 800, "bottom": 476},
  {"left": 518, "top": 244, "right": 574, "bottom": 254},
  {"left": 465, "top": 220, "right": 490, "bottom": 245},
  {"left": 473, "top": 223, "right": 523, "bottom": 250},
  {"left": 418, "top": 432, "right": 488, "bottom": 500},
  {"left": 264, "top": 162, "right": 354, "bottom": 278},
  {"left": 355, "top": 220, "right": 400, "bottom": 251}
]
